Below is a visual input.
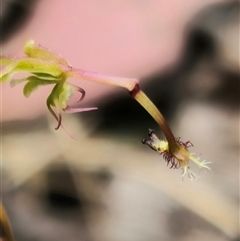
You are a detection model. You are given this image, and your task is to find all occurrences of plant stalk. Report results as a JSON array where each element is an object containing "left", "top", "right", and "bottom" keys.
[
  {"left": 68, "top": 68, "right": 139, "bottom": 91},
  {"left": 129, "top": 84, "right": 176, "bottom": 148}
]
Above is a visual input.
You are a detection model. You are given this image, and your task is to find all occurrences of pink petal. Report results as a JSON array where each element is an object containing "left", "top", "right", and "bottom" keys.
[
  {"left": 55, "top": 113, "right": 62, "bottom": 130},
  {"left": 59, "top": 122, "right": 77, "bottom": 140},
  {"left": 76, "top": 86, "right": 86, "bottom": 102},
  {"left": 47, "top": 102, "right": 77, "bottom": 139},
  {"left": 67, "top": 67, "right": 139, "bottom": 92},
  {"left": 63, "top": 106, "right": 98, "bottom": 113}
]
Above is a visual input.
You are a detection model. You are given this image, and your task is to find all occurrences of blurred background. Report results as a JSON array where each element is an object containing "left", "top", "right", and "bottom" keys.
[{"left": 1, "top": 0, "right": 239, "bottom": 241}]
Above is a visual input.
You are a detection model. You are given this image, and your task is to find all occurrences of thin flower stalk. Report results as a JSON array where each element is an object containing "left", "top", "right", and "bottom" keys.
[
  {"left": 129, "top": 84, "right": 176, "bottom": 147},
  {"left": 68, "top": 67, "right": 138, "bottom": 92},
  {"left": 129, "top": 84, "right": 211, "bottom": 180}
]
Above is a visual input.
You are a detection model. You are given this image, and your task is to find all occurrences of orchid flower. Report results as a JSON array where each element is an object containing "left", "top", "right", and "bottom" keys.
[
  {"left": 0, "top": 40, "right": 138, "bottom": 138},
  {"left": 0, "top": 40, "right": 211, "bottom": 179}
]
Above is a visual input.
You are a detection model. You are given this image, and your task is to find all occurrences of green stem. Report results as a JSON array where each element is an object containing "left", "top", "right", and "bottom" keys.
[{"left": 129, "top": 84, "right": 176, "bottom": 147}]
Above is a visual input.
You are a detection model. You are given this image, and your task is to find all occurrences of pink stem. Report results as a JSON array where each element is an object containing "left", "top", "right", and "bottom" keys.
[
  {"left": 64, "top": 106, "right": 98, "bottom": 113},
  {"left": 67, "top": 67, "right": 139, "bottom": 92}
]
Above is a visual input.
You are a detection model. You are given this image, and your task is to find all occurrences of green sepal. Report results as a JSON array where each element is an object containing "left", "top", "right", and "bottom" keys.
[
  {"left": 23, "top": 76, "right": 54, "bottom": 98},
  {"left": 0, "top": 58, "right": 63, "bottom": 83},
  {"left": 34, "top": 72, "right": 63, "bottom": 82},
  {"left": 10, "top": 78, "right": 28, "bottom": 87},
  {"left": 0, "top": 61, "right": 18, "bottom": 82},
  {"left": 24, "top": 40, "right": 68, "bottom": 66},
  {"left": 0, "top": 57, "right": 17, "bottom": 65},
  {"left": 58, "top": 83, "right": 73, "bottom": 109}
]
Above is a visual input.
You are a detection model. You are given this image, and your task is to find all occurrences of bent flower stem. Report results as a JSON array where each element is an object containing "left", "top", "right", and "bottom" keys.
[
  {"left": 1, "top": 40, "right": 211, "bottom": 180},
  {"left": 129, "top": 85, "right": 211, "bottom": 180}
]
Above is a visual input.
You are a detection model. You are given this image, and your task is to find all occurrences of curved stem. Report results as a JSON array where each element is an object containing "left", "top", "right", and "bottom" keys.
[{"left": 129, "top": 84, "right": 176, "bottom": 148}]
